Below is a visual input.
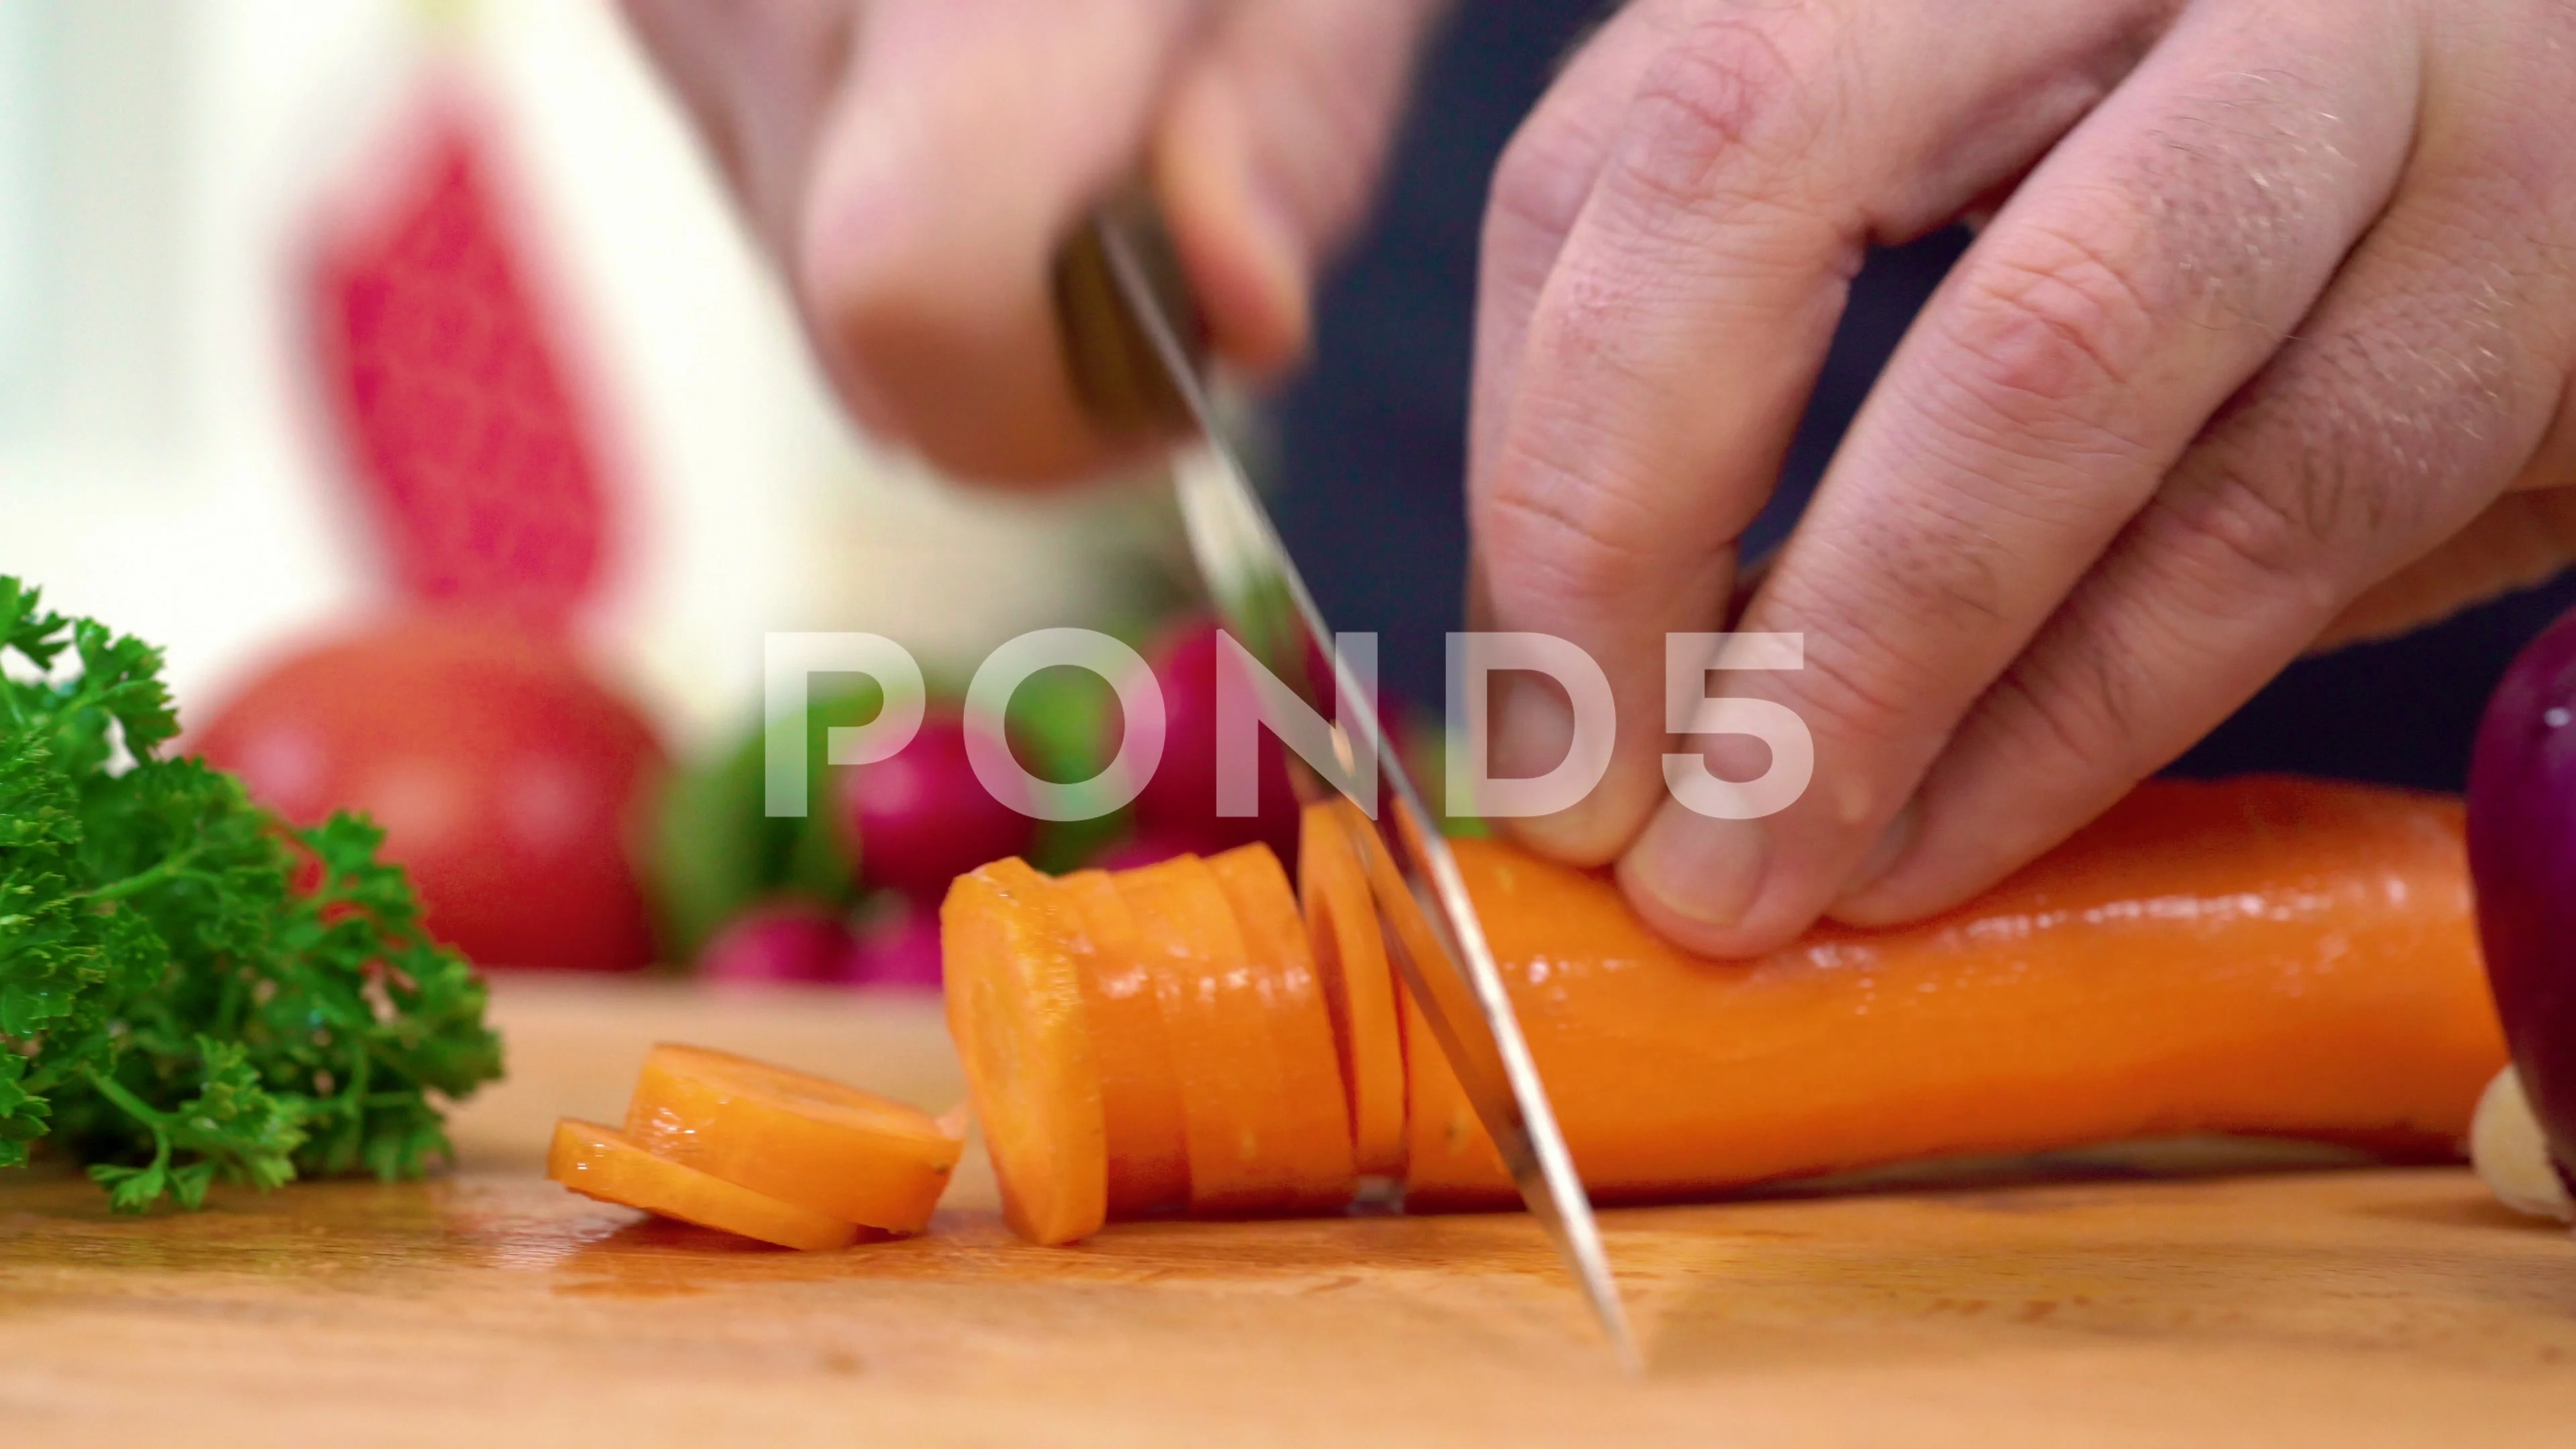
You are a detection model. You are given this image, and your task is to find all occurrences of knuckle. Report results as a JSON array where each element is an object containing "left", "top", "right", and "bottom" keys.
[
  {"left": 1783, "top": 628, "right": 1936, "bottom": 752},
  {"left": 1921, "top": 65, "right": 2366, "bottom": 449},
  {"left": 2157, "top": 223, "right": 2531, "bottom": 608},
  {"left": 1611, "top": 14, "right": 1830, "bottom": 215},
  {"left": 2147, "top": 455, "right": 2342, "bottom": 610},
  {"left": 1797, "top": 477, "right": 2037, "bottom": 655},
  {"left": 1982, "top": 608, "right": 2155, "bottom": 777},
  {"left": 1831, "top": 503, "right": 2015, "bottom": 630},
  {"left": 1474, "top": 423, "right": 1668, "bottom": 620},
  {"left": 1937, "top": 222, "right": 2159, "bottom": 433}
]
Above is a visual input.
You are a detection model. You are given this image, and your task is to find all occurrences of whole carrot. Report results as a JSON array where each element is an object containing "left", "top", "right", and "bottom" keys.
[{"left": 1404, "top": 777, "right": 2506, "bottom": 1208}]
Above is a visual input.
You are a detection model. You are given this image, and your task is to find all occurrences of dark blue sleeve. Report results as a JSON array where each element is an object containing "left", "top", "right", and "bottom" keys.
[{"left": 1269, "top": 1, "right": 2575, "bottom": 788}]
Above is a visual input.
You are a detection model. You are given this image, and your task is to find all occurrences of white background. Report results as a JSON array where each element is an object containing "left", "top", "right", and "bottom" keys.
[{"left": 0, "top": 0, "right": 1182, "bottom": 749}]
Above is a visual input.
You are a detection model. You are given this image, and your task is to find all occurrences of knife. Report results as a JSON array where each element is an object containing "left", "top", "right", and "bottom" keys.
[{"left": 1055, "top": 196, "right": 1638, "bottom": 1370}]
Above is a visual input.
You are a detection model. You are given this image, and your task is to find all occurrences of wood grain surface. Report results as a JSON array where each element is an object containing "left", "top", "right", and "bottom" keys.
[{"left": 5, "top": 977, "right": 2576, "bottom": 1446}]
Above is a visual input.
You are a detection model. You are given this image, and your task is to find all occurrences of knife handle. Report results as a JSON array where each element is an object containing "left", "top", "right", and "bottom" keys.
[{"left": 1052, "top": 192, "right": 1208, "bottom": 436}]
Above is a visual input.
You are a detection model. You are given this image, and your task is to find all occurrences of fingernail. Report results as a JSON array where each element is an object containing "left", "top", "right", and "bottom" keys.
[
  {"left": 1625, "top": 806, "right": 1769, "bottom": 934},
  {"left": 1837, "top": 800, "right": 1921, "bottom": 908},
  {"left": 1240, "top": 173, "right": 1307, "bottom": 315},
  {"left": 1160, "top": 85, "right": 1308, "bottom": 372}
]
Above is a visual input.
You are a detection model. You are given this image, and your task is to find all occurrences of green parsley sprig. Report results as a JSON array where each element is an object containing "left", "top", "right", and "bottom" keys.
[{"left": 0, "top": 576, "right": 502, "bottom": 1210}]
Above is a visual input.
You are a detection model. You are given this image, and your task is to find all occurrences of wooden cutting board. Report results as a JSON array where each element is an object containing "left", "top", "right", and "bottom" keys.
[{"left": 5, "top": 977, "right": 2576, "bottom": 1447}]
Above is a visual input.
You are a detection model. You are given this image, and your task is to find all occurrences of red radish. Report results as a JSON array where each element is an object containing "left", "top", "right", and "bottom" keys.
[
  {"left": 1131, "top": 618, "right": 1299, "bottom": 863},
  {"left": 836, "top": 710, "right": 1035, "bottom": 903},
  {"left": 307, "top": 96, "right": 616, "bottom": 629},
  {"left": 698, "top": 902, "right": 851, "bottom": 987},
  {"left": 2467, "top": 604, "right": 2576, "bottom": 1216},
  {"left": 839, "top": 901, "right": 945, "bottom": 991},
  {"left": 193, "top": 613, "right": 665, "bottom": 973}
]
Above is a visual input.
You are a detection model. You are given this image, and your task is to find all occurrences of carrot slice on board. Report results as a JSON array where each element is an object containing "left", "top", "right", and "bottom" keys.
[
  {"left": 547, "top": 1118, "right": 863, "bottom": 1251},
  {"left": 623, "top": 1043, "right": 963, "bottom": 1235},
  {"left": 1117, "top": 855, "right": 1295, "bottom": 1214},
  {"left": 1057, "top": 868, "right": 1191, "bottom": 1216},
  {"left": 1299, "top": 800, "right": 1408, "bottom": 1177},
  {"left": 1207, "top": 843, "right": 1356, "bottom": 1211},
  {"left": 941, "top": 858, "right": 1108, "bottom": 1245}
]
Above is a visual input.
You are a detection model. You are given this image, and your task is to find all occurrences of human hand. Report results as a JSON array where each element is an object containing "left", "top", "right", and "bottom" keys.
[
  {"left": 622, "top": 0, "right": 1446, "bottom": 482},
  {"left": 1470, "top": 0, "right": 2576, "bottom": 955}
]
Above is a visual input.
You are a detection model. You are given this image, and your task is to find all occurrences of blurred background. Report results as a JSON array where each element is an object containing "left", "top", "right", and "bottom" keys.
[
  {"left": 0, "top": 0, "right": 1175, "bottom": 733},
  {"left": 9, "top": 0, "right": 2572, "bottom": 985},
  {"left": 3, "top": 0, "right": 1199, "bottom": 985}
]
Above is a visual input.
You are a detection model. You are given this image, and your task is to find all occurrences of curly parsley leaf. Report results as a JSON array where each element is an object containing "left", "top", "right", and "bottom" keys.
[{"left": 0, "top": 576, "right": 504, "bottom": 1210}]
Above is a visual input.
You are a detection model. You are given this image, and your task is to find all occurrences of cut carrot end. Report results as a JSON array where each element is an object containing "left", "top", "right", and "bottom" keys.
[
  {"left": 547, "top": 1118, "right": 864, "bottom": 1252},
  {"left": 1301, "top": 800, "right": 1408, "bottom": 1177},
  {"left": 1058, "top": 868, "right": 1192, "bottom": 1216},
  {"left": 1413, "top": 780, "right": 2502, "bottom": 1205},
  {"left": 624, "top": 1042, "right": 962, "bottom": 1235},
  {"left": 1208, "top": 842, "right": 1357, "bottom": 1211},
  {"left": 942, "top": 859, "right": 1108, "bottom": 1246},
  {"left": 1116, "top": 855, "right": 1297, "bottom": 1215}
]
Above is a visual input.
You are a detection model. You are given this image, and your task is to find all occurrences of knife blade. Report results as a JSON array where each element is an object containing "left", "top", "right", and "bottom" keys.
[{"left": 1055, "top": 199, "right": 1638, "bottom": 1370}]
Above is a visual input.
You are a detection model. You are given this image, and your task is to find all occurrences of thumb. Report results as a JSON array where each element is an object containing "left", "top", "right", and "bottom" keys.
[
  {"left": 796, "top": 0, "right": 1209, "bottom": 484},
  {"left": 1152, "top": 0, "right": 1450, "bottom": 378}
]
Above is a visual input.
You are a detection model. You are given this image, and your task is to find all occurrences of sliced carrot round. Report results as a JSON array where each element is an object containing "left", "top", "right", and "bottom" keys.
[
  {"left": 1395, "top": 978, "right": 1517, "bottom": 1211},
  {"left": 1299, "top": 800, "right": 1408, "bottom": 1177},
  {"left": 1056, "top": 868, "right": 1191, "bottom": 1216},
  {"left": 623, "top": 1042, "right": 963, "bottom": 1234},
  {"left": 941, "top": 858, "right": 1108, "bottom": 1246},
  {"left": 1116, "top": 855, "right": 1295, "bottom": 1215},
  {"left": 547, "top": 1118, "right": 863, "bottom": 1251},
  {"left": 1208, "top": 842, "right": 1356, "bottom": 1211}
]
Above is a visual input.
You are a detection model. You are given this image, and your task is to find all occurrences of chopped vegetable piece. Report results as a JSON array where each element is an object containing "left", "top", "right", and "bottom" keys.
[
  {"left": 1402, "top": 778, "right": 2506, "bottom": 1208},
  {"left": 547, "top": 1118, "right": 861, "bottom": 1251},
  {"left": 1207, "top": 843, "right": 1356, "bottom": 1210},
  {"left": 623, "top": 1043, "right": 963, "bottom": 1234},
  {"left": 2467, "top": 603, "right": 2576, "bottom": 1198},
  {"left": 941, "top": 859, "right": 1108, "bottom": 1244},
  {"left": 1116, "top": 856, "right": 1296, "bottom": 1214},
  {"left": 1298, "top": 800, "right": 1408, "bottom": 1177},
  {"left": 1057, "top": 869, "right": 1191, "bottom": 1216},
  {"left": 2470, "top": 1065, "right": 2573, "bottom": 1222}
]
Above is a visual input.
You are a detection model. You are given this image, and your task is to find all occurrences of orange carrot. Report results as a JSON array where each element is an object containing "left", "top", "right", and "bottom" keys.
[
  {"left": 1118, "top": 855, "right": 1297, "bottom": 1214},
  {"left": 547, "top": 1118, "right": 863, "bottom": 1251},
  {"left": 1299, "top": 800, "right": 1407, "bottom": 1177},
  {"left": 941, "top": 858, "right": 1107, "bottom": 1245},
  {"left": 1206, "top": 843, "right": 1357, "bottom": 1210},
  {"left": 1057, "top": 868, "right": 1191, "bottom": 1216},
  {"left": 623, "top": 1043, "right": 963, "bottom": 1234},
  {"left": 943, "top": 776, "right": 2504, "bottom": 1242},
  {"left": 1401, "top": 778, "right": 2507, "bottom": 1208}
]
